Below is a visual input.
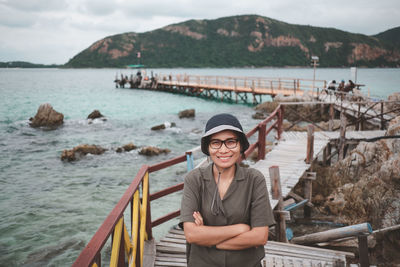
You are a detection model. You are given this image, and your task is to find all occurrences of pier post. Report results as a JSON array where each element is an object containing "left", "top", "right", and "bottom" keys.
[
  {"left": 257, "top": 122, "right": 266, "bottom": 161},
  {"left": 358, "top": 234, "right": 370, "bottom": 267},
  {"left": 303, "top": 172, "right": 316, "bottom": 218},
  {"left": 269, "top": 166, "right": 288, "bottom": 243},
  {"left": 306, "top": 125, "right": 314, "bottom": 164},
  {"left": 380, "top": 101, "right": 384, "bottom": 130},
  {"left": 356, "top": 102, "right": 361, "bottom": 131},
  {"left": 329, "top": 104, "right": 334, "bottom": 131},
  {"left": 339, "top": 113, "right": 347, "bottom": 161}
]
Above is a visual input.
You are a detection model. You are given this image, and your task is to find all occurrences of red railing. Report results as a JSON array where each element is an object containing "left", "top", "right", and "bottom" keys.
[{"left": 72, "top": 105, "right": 284, "bottom": 267}]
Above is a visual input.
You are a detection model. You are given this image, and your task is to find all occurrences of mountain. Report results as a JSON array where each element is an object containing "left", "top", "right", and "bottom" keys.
[
  {"left": 65, "top": 15, "right": 400, "bottom": 68},
  {"left": 373, "top": 27, "right": 400, "bottom": 46},
  {"left": 0, "top": 61, "right": 60, "bottom": 68}
]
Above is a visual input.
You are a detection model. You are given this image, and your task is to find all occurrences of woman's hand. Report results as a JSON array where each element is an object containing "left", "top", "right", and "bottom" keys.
[{"left": 193, "top": 211, "right": 204, "bottom": 226}]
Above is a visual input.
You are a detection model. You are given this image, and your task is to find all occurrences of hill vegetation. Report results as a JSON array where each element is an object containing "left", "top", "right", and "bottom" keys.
[
  {"left": 0, "top": 61, "right": 60, "bottom": 68},
  {"left": 61, "top": 15, "right": 399, "bottom": 68}
]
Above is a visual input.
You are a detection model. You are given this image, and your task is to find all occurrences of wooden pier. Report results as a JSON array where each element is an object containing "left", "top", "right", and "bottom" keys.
[
  {"left": 255, "top": 129, "right": 386, "bottom": 209},
  {"left": 318, "top": 92, "right": 397, "bottom": 129},
  {"left": 155, "top": 74, "right": 325, "bottom": 104},
  {"left": 116, "top": 74, "right": 326, "bottom": 105}
]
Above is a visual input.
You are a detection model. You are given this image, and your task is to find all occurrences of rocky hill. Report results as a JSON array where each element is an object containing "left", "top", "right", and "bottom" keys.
[{"left": 65, "top": 15, "right": 400, "bottom": 68}]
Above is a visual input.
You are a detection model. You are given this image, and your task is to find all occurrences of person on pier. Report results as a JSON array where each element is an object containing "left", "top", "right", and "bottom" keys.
[
  {"left": 180, "top": 113, "right": 275, "bottom": 267},
  {"left": 327, "top": 80, "right": 337, "bottom": 91}
]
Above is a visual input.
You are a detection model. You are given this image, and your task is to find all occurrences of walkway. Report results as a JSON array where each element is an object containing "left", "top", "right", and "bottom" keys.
[
  {"left": 155, "top": 75, "right": 325, "bottom": 104},
  {"left": 253, "top": 130, "right": 386, "bottom": 209},
  {"left": 318, "top": 93, "right": 395, "bottom": 127}
]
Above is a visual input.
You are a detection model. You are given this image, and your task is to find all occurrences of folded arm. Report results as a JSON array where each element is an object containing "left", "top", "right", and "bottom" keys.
[
  {"left": 216, "top": 226, "right": 269, "bottom": 250},
  {"left": 183, "top": 212, "right": 250, "bottom": 247}
]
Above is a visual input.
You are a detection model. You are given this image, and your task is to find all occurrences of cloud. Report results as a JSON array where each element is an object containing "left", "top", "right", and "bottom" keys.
[
  {"left": 0, "top": 6, "right": 37, "bottom": 27},
  {"left": 1, "top": 0, "right": 68, "bottom": 12},
  {"left": 78, "top": 0, "right": 118, "bottom": 16}
]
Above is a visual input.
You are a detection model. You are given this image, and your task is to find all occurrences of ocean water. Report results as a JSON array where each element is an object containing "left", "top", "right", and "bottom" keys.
[{"left": 0, "top": 68, "right": 398, "bottom": 266}]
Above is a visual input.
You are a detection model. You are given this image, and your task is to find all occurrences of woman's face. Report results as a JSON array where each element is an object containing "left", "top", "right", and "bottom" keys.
[{"left": 208, "top": 130, "right": 241, "bottom": 169}]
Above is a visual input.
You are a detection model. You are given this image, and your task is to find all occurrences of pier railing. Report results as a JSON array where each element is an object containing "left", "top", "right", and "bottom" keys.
[
  {"left": 158, "top": 74, "right": 326, "bottom": 96},
  {"left": 72, "top": 105, "right": 284, "bottom": 267}
]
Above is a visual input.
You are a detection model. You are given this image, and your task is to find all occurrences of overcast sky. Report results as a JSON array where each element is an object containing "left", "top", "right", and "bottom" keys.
[{"left": 0, "top": 0, "right": 399, "bottom": 65}]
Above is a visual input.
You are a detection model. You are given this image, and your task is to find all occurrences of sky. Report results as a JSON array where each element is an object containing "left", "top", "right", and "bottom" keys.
[{"left": 0, "top": 0, "right": 399, "bottom": 65}]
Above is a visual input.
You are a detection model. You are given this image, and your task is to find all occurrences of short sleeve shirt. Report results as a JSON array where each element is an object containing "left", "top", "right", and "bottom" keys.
[{"left": 180, "top": 163, "right": 275, "bottom": 267}]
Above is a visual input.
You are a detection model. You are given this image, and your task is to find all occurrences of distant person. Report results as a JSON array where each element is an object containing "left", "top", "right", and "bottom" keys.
[
  {"left": 337, "top": 80, "right": 345, "bottom": 92},
  {"left": 344, "top": 80, "right": 356, "bottom": 93},
  {"left": 327, "top": 80, "right": 336, "bottom": 91},
  {"left": 180, "top": 113, "right": 275, "bottom": 267}
]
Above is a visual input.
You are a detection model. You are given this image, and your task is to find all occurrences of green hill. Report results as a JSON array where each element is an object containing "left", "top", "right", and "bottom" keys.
[
  {"left": 0, "top": 61, "right": 60, "bottom": 68},
  {"left": 65, "top": 15, "right": 400, "bottom": 68},
  {"left": 373, "top": 27, "right": 400, "bottom": 46}
]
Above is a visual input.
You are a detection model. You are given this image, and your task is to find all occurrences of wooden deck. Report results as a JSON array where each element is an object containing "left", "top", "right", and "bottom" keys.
[
  {"left": 154, "top": 228, "right": 354, "bottom": 267},
  {"left": 254, "top": 130, "right": 385, "bottom": 209},
  {"left": 318, "top": 93, "right": 395, "bottom": 127},
  {"left": 155, "top": 75, "right": 324, "bottom": 104}
]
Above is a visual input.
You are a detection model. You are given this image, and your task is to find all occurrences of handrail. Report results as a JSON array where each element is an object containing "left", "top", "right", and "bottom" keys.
[
  {"left": 159, "top": 74, "right": 326, "bottom": 94},
  {"left": 73, "top": 105, "right": 284, "bottom": 267}
]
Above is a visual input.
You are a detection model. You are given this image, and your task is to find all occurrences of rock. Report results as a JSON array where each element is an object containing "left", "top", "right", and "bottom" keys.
[
  {"left": 385, "top": 92, "right": 400, "bottom": 116},
  {"left": 139, "top": 146, "right": 171, "bottom": 156},
  {"left": 116, "top": 143, "right": 137, "bottom": 153},
  {"left": 252, "top": 112, "right": 267, "bottom": 120},
  {"left": 61, "top": 144, "right": 106, "bottom": 161},
  {"left": 313, "top": 194, "right": 325, "bottom": 205},
  {"left": 87, "top": 110, "right": 105, "bottom": 120},
  {"left": 255, "top": 101, "right": 280, "bottom": 114},
  {"left": 178, "top": 109, "right": 195, "bottom": 119},
  {"left": 30, "top": 103, "right": 64, "bottom": 128},
  {"left": 151, "top": 122, "right": 176, "bottom": 131}
]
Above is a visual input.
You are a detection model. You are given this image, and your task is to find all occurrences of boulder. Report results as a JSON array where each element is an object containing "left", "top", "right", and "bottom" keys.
[
  {"left": 30, "top": 103, "right": 64, "bottom": 128},
  {"left": 385, "top": 92, "right": 400, "bottom": 116},
  {"left": 139, "top": 146, "right": 171, "bottom": 156},
  {"left": 61, "top": 144, "right": 106, "bottom": 161},
  {"left": 252, "top": 112, "right": 267, "bottom": 120},
  {"left": 87, "top": 110, "right": 105, "bottom": 120},
  {"left": 151, "top": 122, "right": 176, "bottom": 131},
  {"left": 116, "top": 143, "right": 137, "bottom": 153},
  {"left": 178, "top": 109, "right": 195, "bottom": 119}
]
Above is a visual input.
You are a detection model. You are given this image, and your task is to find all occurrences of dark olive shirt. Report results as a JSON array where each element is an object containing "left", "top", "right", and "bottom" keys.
[{"left": 180, "top": 163, "right": 275, "bottom": 267}]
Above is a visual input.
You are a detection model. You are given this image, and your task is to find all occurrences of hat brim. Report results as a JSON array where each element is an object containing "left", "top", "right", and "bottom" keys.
[
  {"left": 201, "top": 127, "right": 250, "bottom": 156},
  {"left": 202, "top": 124, "right": 244, "bottom": 138}
]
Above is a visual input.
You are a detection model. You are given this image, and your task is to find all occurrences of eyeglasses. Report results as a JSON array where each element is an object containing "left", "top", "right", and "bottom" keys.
[{"left": 209, "top": 138, "right": 239, "bottom": 149}]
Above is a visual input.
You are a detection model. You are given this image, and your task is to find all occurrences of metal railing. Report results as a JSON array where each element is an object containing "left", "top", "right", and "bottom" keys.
[{"left": 72, "top": 105, "right": 284, "bottom": 267}]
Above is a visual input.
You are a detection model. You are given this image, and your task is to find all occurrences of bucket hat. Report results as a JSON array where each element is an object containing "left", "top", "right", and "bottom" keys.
[{"left": 201, "top": 113, "right": 249, "bottom": 155}]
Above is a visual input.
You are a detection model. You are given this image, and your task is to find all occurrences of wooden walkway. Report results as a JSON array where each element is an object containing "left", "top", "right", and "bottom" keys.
[
  {"left": 253, "top": 130, "right": 385, "bottom": 209},
  {"left": 155, "top": 75, "right": 324, "bottom": 104},
  {"left": 318, "top": 93, "right": 395, "bottom": 127},
  {"left": 154, "top": 228, "right": 354, "bottom": 267}
]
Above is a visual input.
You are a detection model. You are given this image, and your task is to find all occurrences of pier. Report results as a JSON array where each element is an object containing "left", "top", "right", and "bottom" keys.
[
  {"left": 72, "top": 101, "right": 394, "bottom": 267},
  {"left": 115, "top": 73, "right": 326, "bottom": 104}
]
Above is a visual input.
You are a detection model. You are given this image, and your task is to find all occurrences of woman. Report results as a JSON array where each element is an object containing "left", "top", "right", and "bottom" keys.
[{"left": 180, "top": 113, "right": 275, "bottom": 267}]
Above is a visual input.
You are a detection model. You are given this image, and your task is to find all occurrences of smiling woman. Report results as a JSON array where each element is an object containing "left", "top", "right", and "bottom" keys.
[{"left": 180, "top": 113, "right": 275, "bottom": 267}]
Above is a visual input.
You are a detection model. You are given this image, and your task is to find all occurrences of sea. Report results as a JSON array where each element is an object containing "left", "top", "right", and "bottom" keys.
[{"left": 0, "top": 67, "right": 399, "bottom": 266}]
